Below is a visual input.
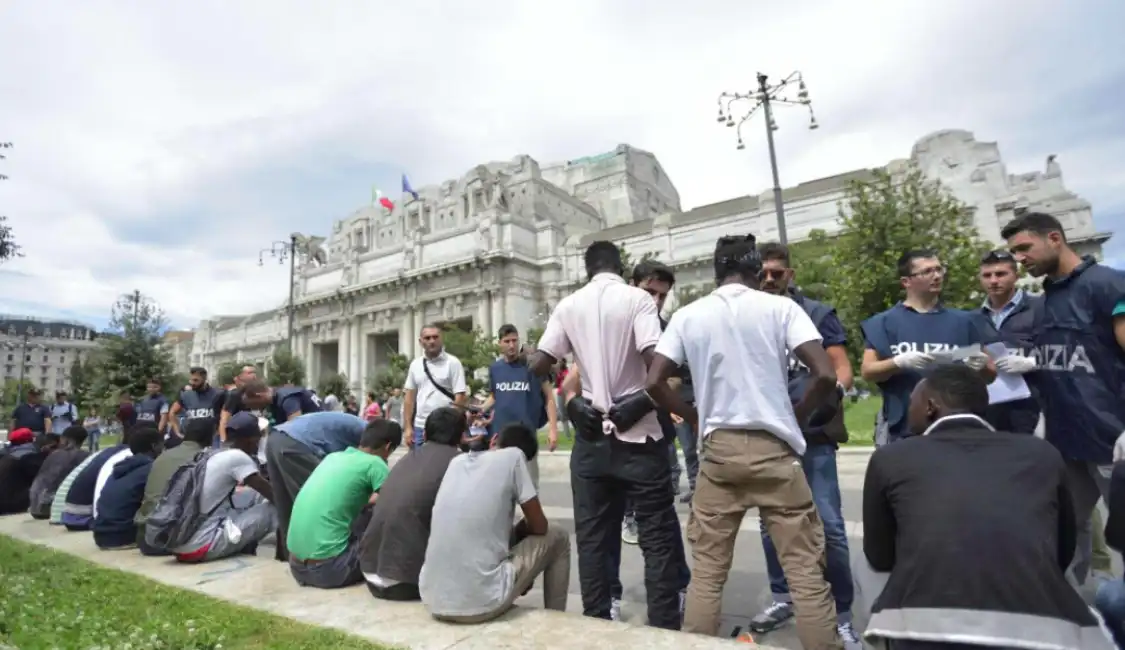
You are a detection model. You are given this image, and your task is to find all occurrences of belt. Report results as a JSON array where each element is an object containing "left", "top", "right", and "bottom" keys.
[{"left": 290, "top": 556, "right": 329, "bottom": 566}]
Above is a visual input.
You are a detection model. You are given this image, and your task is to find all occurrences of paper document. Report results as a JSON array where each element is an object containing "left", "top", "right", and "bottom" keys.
[
  {"left": 982, "top": 342, "right": 1032, "bottom": 404},
  {"left": 929, "top": 343, "right": 983, "bottom": 365}
]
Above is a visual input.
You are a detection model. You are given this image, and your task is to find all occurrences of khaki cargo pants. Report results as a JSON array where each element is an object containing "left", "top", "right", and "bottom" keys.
[{"left": 683, "top": 429, "right": 841, "bottom": 650}]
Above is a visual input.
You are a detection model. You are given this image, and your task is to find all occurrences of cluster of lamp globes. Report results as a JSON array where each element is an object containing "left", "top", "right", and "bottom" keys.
[{"left": 717, "top": 77, "right": 819, "bottom": 151}]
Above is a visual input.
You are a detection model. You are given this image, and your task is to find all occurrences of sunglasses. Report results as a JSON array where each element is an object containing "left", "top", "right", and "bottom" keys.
[{"left": 981, "top": 250, "right": 1015, "bottom": 264}]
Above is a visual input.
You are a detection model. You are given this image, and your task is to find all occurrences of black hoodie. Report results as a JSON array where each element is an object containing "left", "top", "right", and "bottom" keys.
[{"left": 93, "top": 454, "right": 154, "bottom": 548}]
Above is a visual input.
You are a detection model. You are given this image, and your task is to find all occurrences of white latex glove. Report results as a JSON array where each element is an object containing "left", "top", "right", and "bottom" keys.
[
  {"left": 1114, "top": 431, "right": 1125, "bottom": 463},
  {"left": 893, "top": 350, "right": 935, "bottom": 370},
  {"left": 995, "top": 354, "right": 1037, "bottom": 374},
  {"left": 962, "top": 353, "right": 989, "bottom": 372}
]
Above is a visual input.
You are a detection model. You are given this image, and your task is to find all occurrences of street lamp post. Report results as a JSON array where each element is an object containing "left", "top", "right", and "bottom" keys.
[
  {"left": 3, "top": 326, "right": 40, "bottom": 404},
  {"left": 717, "top": 72, "right": 819, "bottom": 246},
  {"left": 258, "top": 237, "right": 298, "bottom": 350}
]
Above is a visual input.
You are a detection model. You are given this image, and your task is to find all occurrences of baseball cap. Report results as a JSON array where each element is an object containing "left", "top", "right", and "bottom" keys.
[
  {"left": 227, "top": 412, "right": 268, "bottom": 439},
  {"left": 8, "top": 428, "right": 34, "bottom": 445}
]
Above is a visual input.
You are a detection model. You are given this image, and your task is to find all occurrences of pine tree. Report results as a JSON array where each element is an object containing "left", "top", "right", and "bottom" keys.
[
  {"left": 89, "top": 291, "right": 175, "bottom": 405},
  {"left": 266, "top": 346, "right": 306, "bottom": 386}
]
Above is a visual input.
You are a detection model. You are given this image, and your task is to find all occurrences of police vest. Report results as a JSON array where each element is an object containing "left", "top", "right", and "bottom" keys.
[
  {"left": 789, "top": 295, "right": 848, "bottom": 445},
  {"left": 180, "top": 387, "right": 220, "bottom": 421},
  {"left": 136, "top": 395, "right": 166, "bottom": 423}
]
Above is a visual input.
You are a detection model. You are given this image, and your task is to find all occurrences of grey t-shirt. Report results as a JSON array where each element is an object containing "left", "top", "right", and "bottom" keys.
[
  {"left": 199, "top": 449, "right": 260, "bottom": 513},
  {"left": 419, "top": 447, "right": 537, "bottom": 617}
]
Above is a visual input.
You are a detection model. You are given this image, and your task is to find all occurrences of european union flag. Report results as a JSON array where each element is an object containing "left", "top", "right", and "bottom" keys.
[{"left": 402, "top": 174, "right": 419, "bottom": 201}]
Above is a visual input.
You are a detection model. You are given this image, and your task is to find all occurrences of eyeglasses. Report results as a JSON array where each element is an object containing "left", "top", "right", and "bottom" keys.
[
  {"left": 908, "top": 266, "right": 945, "bottom": 279},
  {"left": 981, "top": 250, "right": 1014, "bottom": 264},
  {"left": 761, "top": 268, "right": 789, "bottom": 280}
]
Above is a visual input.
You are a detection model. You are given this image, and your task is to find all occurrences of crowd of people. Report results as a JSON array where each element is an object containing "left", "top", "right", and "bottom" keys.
[{"left": 3, "top": 210, "right": 1125, "bottom": 649}]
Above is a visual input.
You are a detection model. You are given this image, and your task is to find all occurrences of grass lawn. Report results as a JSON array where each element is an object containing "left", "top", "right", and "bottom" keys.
[
  {"left": 537, "top": 396, "right": 882, "bottom": 452},
  {"left": 0, "top": 535, "right": 395, "bottom": 650}
]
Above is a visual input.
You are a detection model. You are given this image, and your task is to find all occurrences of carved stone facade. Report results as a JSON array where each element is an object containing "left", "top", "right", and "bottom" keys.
[{"left": 191, "top": 132, "right": 1113, "bottom": 391}]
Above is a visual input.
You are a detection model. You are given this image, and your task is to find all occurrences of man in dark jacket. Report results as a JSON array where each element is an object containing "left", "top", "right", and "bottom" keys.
[
  {"left": 0, "top": 428, "right": 48, "bottom": 514},
  {"left": 28, "top": 425, "right": 89, "bottom": 518},
  {"left": 1099, "top": 462, "right": 1125, "bottom": 647},
  {"left": 857, "top": 364, "right": 1110, "bottom": 649},
  {"left": 60, "top": 426, "right": 139, "bottom": 530},
  {"left": 93, "top": 428, "right": 163, "bottom": 549}
]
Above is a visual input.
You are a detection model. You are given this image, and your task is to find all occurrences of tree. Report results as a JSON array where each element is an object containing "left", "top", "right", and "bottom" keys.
[
  {"left": 617, "top": 245, "right": 657, "bottom": 280},
  {"left": 214, "top": 361, "right": 241, "bottom": 387},
  {"left": 825, "top": 165, "right": 991, "bottom": 362},
  {"left": 68, "top": 357, "right": 96, "bottom": 410},
  {"left": 787, "top": 229, "right": 835, "bottom": 300},
  {"left": 317, "top": 372, "right": 352, "bottom": 403},
  {"left": 368, "top": 353, "right": 410, "bottom": 398},
  {"left": 88, "top": 290, "right": 175, "bottom": 404},
  {"left": 1, "top": 378, "right": 38, "bottom": 415},
  {"left": 439, "top": 322, "right": 498, "bottom": 396},
  {"left": 267, "top": 347, "right": 306, "bottom": 386},
  {"left": 0, "top": 143, "right": 19, "bottom": 262}
]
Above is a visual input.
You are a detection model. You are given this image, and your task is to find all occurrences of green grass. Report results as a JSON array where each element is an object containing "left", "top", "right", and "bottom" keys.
[
  {"left": 0, "top": 535, "right": 396, "bottom": 650},
  {"left": 537, "top": 396, "right": 882, "bottom": 451}
]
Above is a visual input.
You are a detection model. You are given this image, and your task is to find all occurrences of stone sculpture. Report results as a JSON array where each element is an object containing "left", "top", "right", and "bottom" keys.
[{"left": 293, "top": 233, "right": 328, "bottom": 267}]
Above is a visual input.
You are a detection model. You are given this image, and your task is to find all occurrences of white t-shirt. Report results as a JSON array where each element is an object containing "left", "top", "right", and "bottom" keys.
[
  {"left": 419, "top": 448, "right": 537, "bottom": 617},
  {"left": 92, "top": 448, "right": 133, "bottom": 519},
  {"left": 198, "top": 449, "right": 261, "bottom": 513},
  {"left": 404, "top": 351, "right": 467, "bottom": 430},
  {"left": 656, "top": 283, "right": 822, "bottom": 455}
]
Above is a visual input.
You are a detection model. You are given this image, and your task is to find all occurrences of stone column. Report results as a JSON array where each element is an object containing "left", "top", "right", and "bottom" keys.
[
  {"left": 338, "top": 319, "right": 351, "bottom": 378},
  {"left": 399, "top": 308, "right": 416, "bottom": 360},
  {"left": 303, "top": 329, "right": 315, "bottom": 386},
  {"left": 359, "top": 319, "right": 370, "bottom": 388},
  {"left": 491, "top": 290, "right": 506, "bottom": 330},
  {"left": 350, "top": 319, "right": 363, "bottom": 391},
  {"left": 476, "top": 291, "right": 492, "bottom": 336}
]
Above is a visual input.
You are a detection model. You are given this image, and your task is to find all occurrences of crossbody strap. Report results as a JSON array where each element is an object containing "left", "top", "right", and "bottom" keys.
[{"left": 422, "top": 357, "right": 457, "bottom": 401}]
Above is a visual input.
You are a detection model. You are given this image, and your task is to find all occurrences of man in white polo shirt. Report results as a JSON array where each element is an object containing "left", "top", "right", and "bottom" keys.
[
  {"left": 528, "top": 240, "right": 684, "bottom": 631},
  {"left": 646, "top": 234, "right": 843, "bottom": 648},
  {"left": 403, "top": 324, "right": 467, "bottom": 449}
]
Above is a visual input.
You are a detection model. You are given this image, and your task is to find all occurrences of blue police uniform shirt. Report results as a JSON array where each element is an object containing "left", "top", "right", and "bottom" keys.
[
  {"left": 274, "top": 411, "right": 365, "bottom": 458},
  {"left": 1030, "top": 257, "right": 1125, "bottom": 463},
  {"left": 135, "top": 395, "right": 168, "bottom": 425},
  {"left": 177, "top": 386, "right": 222, "bottom": 422},
  {"left": 269, "top": 386, "right": 323, "bottom": 425},
  {"left": 862, "top": 303, "right": 989, "bottom": 439},
  {"left": 488, "top": 359, "right": 546, "bottom": 435},
  {"left": 11, "top": 403, "right": 50, "bottom": 432}
]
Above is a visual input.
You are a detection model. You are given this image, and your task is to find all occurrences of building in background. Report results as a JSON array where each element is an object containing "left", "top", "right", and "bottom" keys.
[
  {"left": 191, "top": 130, "right": 1112, "bottom": 390},
  {"left": 0, "top": 315, "right": 100, "bottom": 394},
  {"left": 160, "top": 330, "right": 195, "bottom": 375}
]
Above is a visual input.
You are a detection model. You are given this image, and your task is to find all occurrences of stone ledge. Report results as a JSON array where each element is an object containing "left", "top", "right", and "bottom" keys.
[{"left": 0, "top": 514, "right": 760, "bottom": 649}]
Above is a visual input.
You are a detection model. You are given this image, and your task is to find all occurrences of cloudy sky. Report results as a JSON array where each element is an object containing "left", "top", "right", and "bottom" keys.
[{"left": 2, "top": 0, "right": 1123, "bottom": 330}]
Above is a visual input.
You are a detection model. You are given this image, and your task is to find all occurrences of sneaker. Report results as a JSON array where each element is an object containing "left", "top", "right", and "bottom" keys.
[
  {"left": 837, "top": 621, "right": 862, "bottom": 650},
  {"left": 610, "top": 598, "right": 622, "bottom": 621},
  {"left": 748, "top": 601, "right": 794, "bottom": 633},
  {"left": 622, "top": 518, "right": 639, "bottom": 545},
  {"left": 679, "top": 590, "right": 687, "bottom": 618},
  {"left": 679, "top": 490, "right": 694, "bottom": 504}
]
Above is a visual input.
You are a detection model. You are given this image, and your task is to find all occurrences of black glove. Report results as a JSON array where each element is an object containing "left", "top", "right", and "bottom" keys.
[
  {"left": 805, "top": 384, "right": 844, "bottom": 429},
  {"left": 566, "top": 396, "right": 605, "bottom": 441},
  {"left": 607, "top": 391, "right": 656, "bottom": 433}
]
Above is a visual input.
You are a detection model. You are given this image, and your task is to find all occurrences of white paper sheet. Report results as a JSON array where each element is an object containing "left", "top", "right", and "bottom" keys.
[{"left": 983, "top": 342, "right": 1032, "bottom": 404}]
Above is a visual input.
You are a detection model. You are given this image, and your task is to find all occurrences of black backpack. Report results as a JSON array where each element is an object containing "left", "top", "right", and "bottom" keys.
[{"left": 144, "top": 450, "right": 231, "bottom": 551}]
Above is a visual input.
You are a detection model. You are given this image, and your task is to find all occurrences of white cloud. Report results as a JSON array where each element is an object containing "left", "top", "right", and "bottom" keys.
[{"left": 2, "top": 0, "right": 1124, "bottom": 328}]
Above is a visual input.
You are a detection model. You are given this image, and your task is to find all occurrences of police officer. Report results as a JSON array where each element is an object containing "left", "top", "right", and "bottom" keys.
[
  {"left": 238, "top": 379, "right": 323, "bottom": 426},
  {"left": 135, "top": 378, "right": 170, "bottom": 432},
  {"left": 750, "top": 243, "right": 861, "bottom": 647},
  {"left": 167, "top": 367, "right": 224, "bottom": 448},
  {"left": 973, "top": 250, "right": 1041, "bottom": 434},
  {"left": 1002, "top": 211, "right": 1125, "bottom": 586}
]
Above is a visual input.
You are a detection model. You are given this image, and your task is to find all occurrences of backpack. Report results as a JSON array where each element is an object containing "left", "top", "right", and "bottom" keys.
[{"left": 143, "top": 449, "right": 230, "bottom": 552}]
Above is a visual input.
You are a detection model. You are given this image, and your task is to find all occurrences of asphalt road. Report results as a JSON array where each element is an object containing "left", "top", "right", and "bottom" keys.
[{"left": 515, "top": 454, "right": 870, "bottom": 647}]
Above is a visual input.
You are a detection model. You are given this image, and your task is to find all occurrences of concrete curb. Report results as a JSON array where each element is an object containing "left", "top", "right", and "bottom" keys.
[{"left": 0, "top": 514, "right": 761, "bottom": 649}]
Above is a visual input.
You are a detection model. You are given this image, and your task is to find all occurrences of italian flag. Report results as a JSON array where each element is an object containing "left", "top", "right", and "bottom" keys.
[{"left": 372, "top": 186, "right": 395, "bottom": 211}]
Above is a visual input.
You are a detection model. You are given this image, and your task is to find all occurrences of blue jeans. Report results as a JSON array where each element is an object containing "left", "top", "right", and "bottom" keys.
[
  {"left": 674, "top": 419, "right": 699, "bottom": 491},
  {"left": 1096, "top": 579, "right": 1125, "bottom": 648},
  {"left": 87, "top": 429, "right": 101, "bottom": 452},
  {"left": 759, "top": 443, "right": 854, "bottom": 622}
]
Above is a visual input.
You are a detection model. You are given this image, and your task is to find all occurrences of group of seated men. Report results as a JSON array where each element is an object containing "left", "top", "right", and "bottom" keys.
[{"left": 3, "top": 397, "right": 571, "bottom": 625}]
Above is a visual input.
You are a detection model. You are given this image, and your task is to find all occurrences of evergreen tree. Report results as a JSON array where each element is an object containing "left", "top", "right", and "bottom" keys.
[
  {"left": 266, "top": 346, "right": 306, "bottom": 386},
  {"left": 88, "top": 291, "right": 175, "bottom": 403},
  {"left": 368, "top": 354, "right": 410, "bottom": 398}
]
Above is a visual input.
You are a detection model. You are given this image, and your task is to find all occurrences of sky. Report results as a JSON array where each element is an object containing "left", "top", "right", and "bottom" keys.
[{"left": 1, "top": 0, "right": 1123, "bottom": 331}]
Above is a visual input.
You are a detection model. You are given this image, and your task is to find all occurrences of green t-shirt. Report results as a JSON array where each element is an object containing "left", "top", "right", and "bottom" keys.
[{"left": 286, "top": 448, "right": 389, "bottom": 560}]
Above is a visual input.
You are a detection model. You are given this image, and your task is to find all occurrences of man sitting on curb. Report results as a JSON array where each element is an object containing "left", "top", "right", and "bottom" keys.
[
  {"left": 286, "top": 419, "right": 399, "bottom": 589},
  {"left": 0, "top": 428, "right": 48, "bottom": 515},
  {"left": 28, "top": 425, "right": 89, "bottom": 519},
  {"left": 173, "top": 412, "right": 276, "bottom": 563},
  {"left": 361, "top": 406, "right": 464, "bottom": 601},
  {"left": 137, "top": 417, "right": 216, "bottom": 555},
  {"left": 61, "top": 426, "right": 136, "bottom": 530},
  {"left": 420, "top": 422, "right": 570, "bottom": 624},
  {"left": 264, "top": 410, "right": 368, "bottom": 562},
  {"left": 93, "top": 428, "right": 164, "bottom": 550}
]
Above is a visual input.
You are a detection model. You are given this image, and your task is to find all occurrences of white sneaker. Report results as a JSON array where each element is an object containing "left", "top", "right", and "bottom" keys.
[
  {"left": 838, "top": 621, "right": 862, "bottom": 650},
  {"left": 610, "top": 598, "right": 623, "bottom": 621},
  {"left": 621, "top": 518, "right": 639, "bottom": 545}
]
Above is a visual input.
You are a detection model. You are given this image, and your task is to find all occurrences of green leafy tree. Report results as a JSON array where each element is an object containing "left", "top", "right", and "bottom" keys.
[
  {"left": 67, "top": 356, "right": 96, "bottom": 410},
  {"left": 826, "top": 165, "right": 991, "bottom": 363},
  {"left": 616, "top": 245, "right": 658, "bottom": 280},
  {"left": 1, "top": 378, "right": 38, "bottom": 415},
  {"left": 0, "top": 143, "right": 19, "bottom": 263},
  {"left": 266, "top": 347, "right": 306, "bottom": 386},
  {"left": 317, "top": 372, "right": 352, "bottom": 403},
  {"left": 525, "top": 326, "right": 545, "bottom": 348},
  {"left": 214, "top": 361, "right": 241, "bottom": 387},
  {"left": 368, "top": 353, "right": 410, "bottom": 398},
  {"left": 669, "top": 284, "right": 709, "bottom": 314},
  {"left": 88, "top": 291, "right": 175, "bottom": 404},
  {"left": 439, "top": 322, "right": 498, "bottom": 396},
  {"left": 787, "top": 229, "right": 835, "bottom": 300}
]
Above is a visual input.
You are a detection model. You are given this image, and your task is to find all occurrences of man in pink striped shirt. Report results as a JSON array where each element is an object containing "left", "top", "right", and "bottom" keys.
[{"left": 528, "top": 241, "right": 684, "bottom": 630}]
